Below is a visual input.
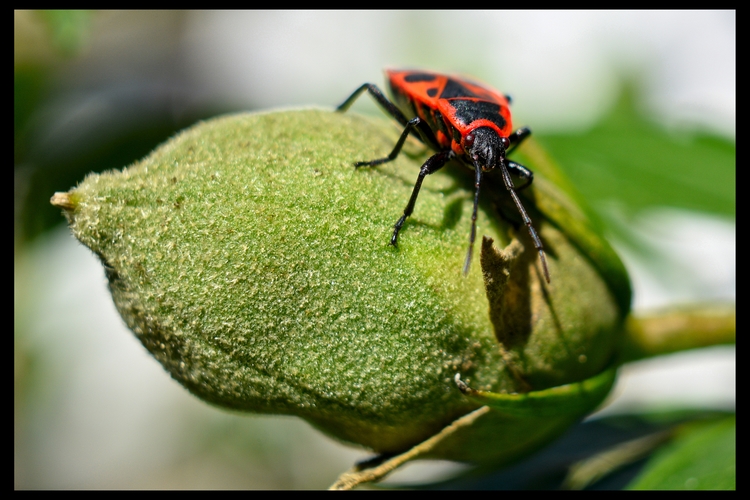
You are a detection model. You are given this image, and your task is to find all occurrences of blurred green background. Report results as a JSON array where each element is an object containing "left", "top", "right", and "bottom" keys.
[{"left": 15, "top": 11, "right": 734, "bottom": 489}]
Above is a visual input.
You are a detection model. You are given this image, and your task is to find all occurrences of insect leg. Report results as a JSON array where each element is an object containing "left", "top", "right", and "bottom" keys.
[
  {"left": 338, "top": 84, "right": 408, "bottom": 124},
  {"left": 463, "top": 161, "right": 484, "bottom": 275},
  {"left": 507, "top": 160, "right": 534, "bottom": 191},
  {"left": 506, "top": 127, "right": 531, "bottom": 155},
  {"left": 336, "top": 83, "right": 437, "bottom": 147},
  {"left": 391, "top": 150, "right": 454, "bottom": 246},
  {"left": 499, "top": 162, "right": 551, "bottom": 283},
  {"left": 354, "top": 117, "right": 425, "bottom": 168}
]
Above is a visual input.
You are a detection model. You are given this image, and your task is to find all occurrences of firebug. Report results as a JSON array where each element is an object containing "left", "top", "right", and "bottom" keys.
[{"left": 337, "top": 69, "right": 550, "bottom": 283}]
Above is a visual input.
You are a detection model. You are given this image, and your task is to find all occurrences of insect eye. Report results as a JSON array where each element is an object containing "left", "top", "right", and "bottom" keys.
[
  {"left": 463, "top": 132, "right": 475, "bottom": 148},
  {"left": 500, "top": 137, "right": 510, "bottom": 150}
]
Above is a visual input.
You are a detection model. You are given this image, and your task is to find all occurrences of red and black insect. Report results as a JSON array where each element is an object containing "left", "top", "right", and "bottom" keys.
[{"left": 337, "top": 69, "right": 550, "bottom": 282}]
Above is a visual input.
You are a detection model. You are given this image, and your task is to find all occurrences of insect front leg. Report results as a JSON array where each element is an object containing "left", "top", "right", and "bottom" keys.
[
  {"left": 506, "top": 160, "right": 534, "bottom": 191},
  {"left": 498, "top": 162, "right": 551, "bottom": 283},
  {"left": 506, "top": 127, "right": 531, "bottom": 155},
  {"left": 391, "top": 150, "right": 454, "bottom": 246}
]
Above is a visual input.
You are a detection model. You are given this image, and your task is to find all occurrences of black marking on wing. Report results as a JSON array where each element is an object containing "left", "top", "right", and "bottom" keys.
[
  {"left": 440, "top": 79, "right": 482, "bottom": 99},
  {"left": 404, "top": 73, "right": 438, "bottom": 83},
  {"left": 449, "top": 99, "right": 507, "bottom": 130}
]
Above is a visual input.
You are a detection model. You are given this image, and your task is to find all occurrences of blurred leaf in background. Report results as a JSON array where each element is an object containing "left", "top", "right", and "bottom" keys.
[
  {"left": 400, "top": 410, "right": 734, "bottom": 490},
  {"left": 539, "top": 85, "right": 734, "bottom": 217},
  {"left": 37, "top": 10, "right": 92, "bottom": 56},
  {"left": 14, "top": 10, "right": 226, "bottom": 245},
  {"left": 626, "top": 414, "right": 735, "bottom": 490},
  {"left": 536, "top": 85, "right": 734, "bottom": 303}
]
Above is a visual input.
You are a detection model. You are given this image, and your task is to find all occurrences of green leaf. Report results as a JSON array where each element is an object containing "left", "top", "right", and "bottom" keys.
[
  {"left": 537, "top": 86, "right": 736, "bottom": 218},
  {"left": 399, "top": 411, "right": 734, "bottom": 490},
  {"left": 627, "top": 416, "right": 735, "bottom": 490},
  {"left": 37, "top": 10, "right": 92, "bottom": 57}
]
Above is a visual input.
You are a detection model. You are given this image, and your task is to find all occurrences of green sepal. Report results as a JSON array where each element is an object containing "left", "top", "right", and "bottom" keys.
[{"left": 455, "top": 365, "right": 617, "bottom": 418}]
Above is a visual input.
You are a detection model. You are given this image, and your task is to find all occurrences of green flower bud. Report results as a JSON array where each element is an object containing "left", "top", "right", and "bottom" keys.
[{"left": 52, "top": 109, "right": 630, "bottom": 466}]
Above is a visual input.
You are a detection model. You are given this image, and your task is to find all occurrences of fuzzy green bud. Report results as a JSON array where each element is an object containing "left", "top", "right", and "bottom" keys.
[{"left": 52, "top": 109, "right": 630, "bottom": 462}]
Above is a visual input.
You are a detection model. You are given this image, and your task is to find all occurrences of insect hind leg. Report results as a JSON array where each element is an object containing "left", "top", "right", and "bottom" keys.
[
  {"left": 336, "top": 83, "right": 438, "bottom": 149},
  {"left": 337, "top": 83, "right": 409, "bottom": 125}
]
